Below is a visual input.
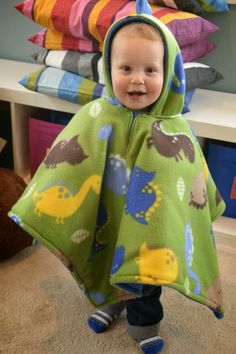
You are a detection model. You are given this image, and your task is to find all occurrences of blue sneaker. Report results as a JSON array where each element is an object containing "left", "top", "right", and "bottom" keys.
[{"left": 140, "top": 336, "right": 164, "bottom": 354}]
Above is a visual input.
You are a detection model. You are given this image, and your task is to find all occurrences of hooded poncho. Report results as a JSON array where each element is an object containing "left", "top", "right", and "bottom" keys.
[{"left": 9, "top": 0, "right": 225, "bottom": 318}]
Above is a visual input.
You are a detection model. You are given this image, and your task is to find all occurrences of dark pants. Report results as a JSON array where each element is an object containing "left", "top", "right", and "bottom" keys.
[{"left": 126, "top": 285, "right": 163, "bottom": 326}]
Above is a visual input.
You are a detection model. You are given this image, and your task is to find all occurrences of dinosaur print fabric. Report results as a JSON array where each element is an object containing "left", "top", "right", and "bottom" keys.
[{"left": 10, "top": 12, "right": 225, "bottom": 317}]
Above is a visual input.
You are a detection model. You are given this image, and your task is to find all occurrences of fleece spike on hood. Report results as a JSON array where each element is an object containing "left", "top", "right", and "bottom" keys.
[{"left": 103, "top": 0, "right": 186, "bottom": 118}]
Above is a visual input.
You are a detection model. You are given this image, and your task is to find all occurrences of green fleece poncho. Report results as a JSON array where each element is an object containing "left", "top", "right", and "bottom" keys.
[{"left": 9, "top": 1, "right": 225, "bottom": 318}]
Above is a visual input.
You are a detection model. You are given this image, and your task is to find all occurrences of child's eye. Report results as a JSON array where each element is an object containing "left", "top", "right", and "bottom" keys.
[
  {"left": 145, "top": 67, "right": 156, "bottom": 74},
  {"left": 121, "top": 65, "right": 131, "bottom": 73}
]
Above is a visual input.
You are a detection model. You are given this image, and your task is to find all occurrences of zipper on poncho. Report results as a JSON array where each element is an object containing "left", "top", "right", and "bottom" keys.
[{"left": 126, "top": 111, "right": 138, "bottom": 156}]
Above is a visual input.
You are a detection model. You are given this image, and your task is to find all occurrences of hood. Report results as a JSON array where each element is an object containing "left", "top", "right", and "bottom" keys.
[{"left": 102, "top": 5, "right": 185, "bottom": 118}]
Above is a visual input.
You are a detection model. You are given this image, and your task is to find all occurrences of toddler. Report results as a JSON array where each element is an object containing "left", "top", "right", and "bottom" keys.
[{"left": 10, "top": 1, "right": 225, "bottom": 353}]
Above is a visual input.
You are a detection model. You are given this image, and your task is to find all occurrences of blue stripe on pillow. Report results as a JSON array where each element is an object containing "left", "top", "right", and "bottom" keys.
[
  {"left": 58, "top": 70, "right": 84, "bottom": 102},
  {"left": 37, "top": 67, "right": 64, "bottom": 96},
  {"left": 93, "top": 83, "right": 105, "bottom": 100}
]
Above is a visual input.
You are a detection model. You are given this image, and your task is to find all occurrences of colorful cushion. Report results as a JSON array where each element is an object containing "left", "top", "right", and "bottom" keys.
[
  {"left": 20, "top": 66, "right": 195, "bottom": 114},
  {"left": 149, "top": 0, "right": 228, "bottom": 13},
  {"left": 31, "top": 50, "right": 104, "bottom": 83},
  {"left": 149, "top": 0, "right": 203, "bottom": 13},
  {"left": 16, "top": 0, "right": 219, "bottom": 48},
  {"left": 184, "top": 62, "right": 223, "bottom": 90},
  {"left": 29, "top": 29, "right": 216, "bottom": 63},
  {"left": 32, "top": 50, "right": 223, "bottom": 91},
  {"left": 180, "top": 39, "right": 215, "bottom": 63},
  {"left": 19, "top": 66, "right": 106, "bottom": 106},
  {"left": 197, "top": 0, "right": 228, "bottom": 12},
  {"left": 29, "top": 29, "right": 101, "bottom": 53}
]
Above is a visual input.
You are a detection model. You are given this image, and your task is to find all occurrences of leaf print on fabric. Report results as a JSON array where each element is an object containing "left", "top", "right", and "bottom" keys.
[
  {"left": 177, "top": 176, "right": 185, "bottom": 201},
  {"left": 89, "top": 102, "right": 102, "bottom": 118},
  {"left": 71, "top": 229, "right": 90, "bottom": 244}
]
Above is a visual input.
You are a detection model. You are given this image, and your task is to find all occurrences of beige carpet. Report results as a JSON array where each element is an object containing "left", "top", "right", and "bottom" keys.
[{"left": 0, "top": 240, "right": 235, "bottom": 354}]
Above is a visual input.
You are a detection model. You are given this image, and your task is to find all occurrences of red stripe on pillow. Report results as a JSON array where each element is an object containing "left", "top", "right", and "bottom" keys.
[
  {"left": 96, "top": 0, "right": 130, "bottom": 40},
  {"left": 51, "top": 0, "right": 76, "bottom": 34}
]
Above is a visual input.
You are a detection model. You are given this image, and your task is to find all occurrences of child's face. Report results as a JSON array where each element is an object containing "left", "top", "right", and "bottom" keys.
[{"left": 111, "top": 30, "right": 164, "bottom": 111}]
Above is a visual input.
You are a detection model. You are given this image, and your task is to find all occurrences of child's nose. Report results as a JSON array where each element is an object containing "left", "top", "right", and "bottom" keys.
[{"left": 131, "top": 72, "right": 145, "bottom": 84}]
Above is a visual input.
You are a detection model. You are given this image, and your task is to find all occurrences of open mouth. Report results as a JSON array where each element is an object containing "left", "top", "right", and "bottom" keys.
[{"left": 128, "top": 92, "right": 145, "bottom": 96}]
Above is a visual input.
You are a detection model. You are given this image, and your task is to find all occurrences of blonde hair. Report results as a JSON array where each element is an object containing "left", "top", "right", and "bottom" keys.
[{"left": 116, "top": 22, "right": 161, "bottom": 41}]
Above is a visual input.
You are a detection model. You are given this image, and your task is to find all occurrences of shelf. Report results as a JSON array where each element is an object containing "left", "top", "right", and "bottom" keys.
[{"left": 186, "top": 89, "right": 236, "bottom": 143}]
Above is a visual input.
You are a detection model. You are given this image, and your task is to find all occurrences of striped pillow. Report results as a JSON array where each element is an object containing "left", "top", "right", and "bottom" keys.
[
  {"left": 32, "top": 50, "right": 223, "bottom": 90},
  {"left": 19, "top": 66, "right": 195, "bottom": 113},
  {"left": 19, "top": 66, "right": 106, "bottom": 106},
  {"left": 16, "top": 0, "right": 219, "bottom": 48},
  {"left": 149, "top": 0, "right": 228, "bottom": 12},
  {"left": 29, "top": 28, "right": 216, "bottom": 63}
]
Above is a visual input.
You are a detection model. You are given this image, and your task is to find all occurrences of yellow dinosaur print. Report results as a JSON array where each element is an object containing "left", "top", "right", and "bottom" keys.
[
  {"left": 33, "top": 175, "right": 101, "bottom": 223},
  {"left": 136, "top": 242, "right": 178, "bottom": 285}
]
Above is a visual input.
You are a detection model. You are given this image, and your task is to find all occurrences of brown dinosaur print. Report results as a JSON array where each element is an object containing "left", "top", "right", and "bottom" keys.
[
  {"left": 146, "top": 120, "right": 195, "bottom": 163},
  {"left": 44, "top": 134, "right": 88, "bottom": 168},
  {"left": 189, "top": 171, "right": 208, "bottom": 209}
]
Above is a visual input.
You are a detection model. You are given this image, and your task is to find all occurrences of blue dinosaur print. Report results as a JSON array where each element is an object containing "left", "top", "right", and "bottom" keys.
[
  {"left": 184, "top": 222, "right": 201, "bottom": 295},
  {"left": 98, "top": 124, "right": 113, "bottom": 140},
  {"left": 103, "top": 155, "right": 129, "bottom": 195},
  {"left": 111, "top": 245, "right": 125, "bottom": 276},
  {"left": 170, "top": 53, "right": 185, "bottom": 94},
  {"left": 125, "top": 167, "right": 159, "bottom": 224},
  {"left": 87, "top": 292, "right": 107, "bottom": 305},
  {"left": 89, "top": 203, "right": 109, "bottom": 260}
]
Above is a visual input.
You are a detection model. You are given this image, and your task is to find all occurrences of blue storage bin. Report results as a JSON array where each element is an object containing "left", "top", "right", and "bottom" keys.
[{"left": 207, "top": 140, "right": 236, "bottom": 218}]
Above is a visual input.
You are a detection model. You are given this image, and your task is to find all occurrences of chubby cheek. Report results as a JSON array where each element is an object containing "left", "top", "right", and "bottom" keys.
[
  {"left": 112, "top": 78, "right": 126, "bottom": 101},
  {"left": 150, "top": 80, "right": 163, "bottom": 101}
]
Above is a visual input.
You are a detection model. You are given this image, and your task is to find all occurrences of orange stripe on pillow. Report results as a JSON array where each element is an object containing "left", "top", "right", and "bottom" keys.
[
  {"left": 34, "top": 0, "right": 58, "bottom": 30},
  {"left": 88, "top": 0, "right": 111, "bottom": 43},
  {"left": 46, "top": 27, "right": 63, "bottom": 47},
  {"left": 158, "top": 12, "right": 196, "bottom": 24},
  {"left": 152, "top": 7, "right": 196, "bottom": 22}
]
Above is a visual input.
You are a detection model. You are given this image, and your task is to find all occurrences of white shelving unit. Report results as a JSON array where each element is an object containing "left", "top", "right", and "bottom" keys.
[{"left": 0, "top": 59, "right": 235, "bottom": 245}]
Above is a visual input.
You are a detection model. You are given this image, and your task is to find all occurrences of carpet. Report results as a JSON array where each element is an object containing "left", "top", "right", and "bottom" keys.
[{"left": 0, "top": 240, "right": 235, "bottom": 354}]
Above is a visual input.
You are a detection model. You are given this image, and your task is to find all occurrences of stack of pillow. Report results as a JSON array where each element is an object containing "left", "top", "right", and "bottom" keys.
[{"left": 16, "top": 0, "right": 228, "bottom": 113}]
